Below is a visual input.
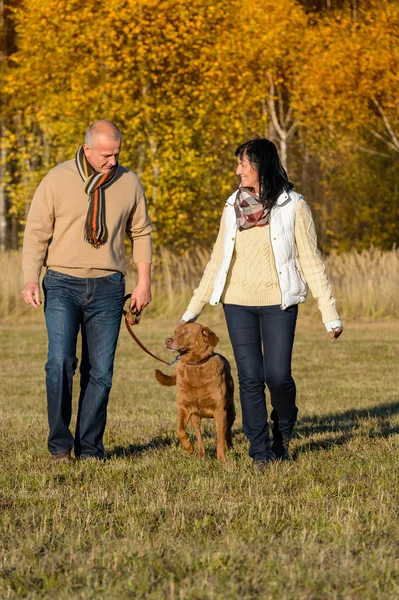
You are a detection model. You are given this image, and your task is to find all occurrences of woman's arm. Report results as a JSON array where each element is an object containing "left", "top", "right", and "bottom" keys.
[
  {"left": 181, "top": 212, "right": 227, "bottom": 322},
  {"left": 295, "top": 198, "right": 342, "bottom": 331}
]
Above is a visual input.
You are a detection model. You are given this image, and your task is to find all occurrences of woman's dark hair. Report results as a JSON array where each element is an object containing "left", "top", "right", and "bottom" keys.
[{"left": 235, "top": 138, "right": 294, "bottom": 211}]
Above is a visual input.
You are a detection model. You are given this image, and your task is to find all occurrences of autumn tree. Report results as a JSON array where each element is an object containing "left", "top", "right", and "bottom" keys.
[
  {"left": 0, "top": 0, "right": 23, "bottom": 249},
  {"left": 295, "top": 0, "right": 399, "bottom": 250},
  {"left": 3, "top": 0, "right": 399, "bottom": 253},
  {"left": 217, "top": 0, "right": 308, "bottom": 171},
  {"left": 4, "top": 0, "right": 243, "bottom": 251}
]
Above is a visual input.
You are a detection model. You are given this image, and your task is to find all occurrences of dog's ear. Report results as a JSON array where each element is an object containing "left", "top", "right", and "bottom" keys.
[{"left": 202, "top": 327, "right": 219, "bottom": 347}]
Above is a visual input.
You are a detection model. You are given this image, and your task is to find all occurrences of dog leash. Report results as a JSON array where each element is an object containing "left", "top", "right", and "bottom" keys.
[{"left": 122, "top": 294, "right": 179, "bottom": 366}]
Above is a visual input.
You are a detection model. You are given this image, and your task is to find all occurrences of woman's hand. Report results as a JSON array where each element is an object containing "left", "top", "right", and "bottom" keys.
[{"left": 329, "top": 327, "right": 343, "bottom": 343}]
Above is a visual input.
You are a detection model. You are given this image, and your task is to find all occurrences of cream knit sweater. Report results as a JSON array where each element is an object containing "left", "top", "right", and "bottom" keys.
[
  {"left": 23, "top": 160, "right": 152, "bottom": 283},
  {"left": 187, "top": 198, "right": 340, "bottom": 324}
]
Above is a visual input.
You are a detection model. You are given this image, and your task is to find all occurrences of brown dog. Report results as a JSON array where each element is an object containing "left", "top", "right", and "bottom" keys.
[{"left": 155, "top": 323, "right": 235, "bottom": 460}]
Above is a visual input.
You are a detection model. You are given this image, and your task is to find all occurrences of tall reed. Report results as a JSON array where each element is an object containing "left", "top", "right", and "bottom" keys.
[
  {"left": 1, "top": 246, "right": 398, "bottom": 320},
  {"left": 325, "top": 246, "right": 399, "bottom": 319}
]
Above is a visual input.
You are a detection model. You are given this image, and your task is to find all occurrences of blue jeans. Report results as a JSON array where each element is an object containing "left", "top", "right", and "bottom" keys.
[
  {"left": 43, "top": 270, "right": 125, "bottom": 458},
  {"left": 223, "top": 304, "right": 298, "bottom": 460}
]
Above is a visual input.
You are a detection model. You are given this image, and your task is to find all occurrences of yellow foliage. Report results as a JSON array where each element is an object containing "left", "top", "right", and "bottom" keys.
[{"left": 2, "top": 0, "right": 399, "bottom": 252}]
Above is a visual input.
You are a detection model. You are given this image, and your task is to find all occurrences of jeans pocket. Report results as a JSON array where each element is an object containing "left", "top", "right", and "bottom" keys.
[
  {"left": 43, "top": 270, "right": 66, "bottom": 290},
  {"left": 106, "top": 272, "right": 124, "bottom": 283}
]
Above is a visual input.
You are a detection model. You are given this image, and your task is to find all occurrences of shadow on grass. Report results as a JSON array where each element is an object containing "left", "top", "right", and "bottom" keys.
[
  {"left": 107, "top": 434, "right": 175, "bottom": 459},
  {"left": 106, "top": 401, "right": 399, "bottom": 460},
  {"left": 229, "top": 401, "right": 399, "bottom": 456},
  {"left": 107, "top": 425, "right": 246, "bottom": 460},
  {"left": 294, "top": 400, "right": 399, "bottom": 456}
]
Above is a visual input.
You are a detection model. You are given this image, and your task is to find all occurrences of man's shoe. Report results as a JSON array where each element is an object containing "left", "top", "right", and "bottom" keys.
[
  {"left": 51, "top": 452, "right": 72, "bottom": 464},
  {"left": 252, "top": 451, "right": 276, "bottom": 472},
  {"left": 271, "top": 437, "right": 290, "bottom": 461}
]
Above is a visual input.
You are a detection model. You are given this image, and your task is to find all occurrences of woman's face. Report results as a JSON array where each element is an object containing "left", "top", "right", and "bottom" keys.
[{"left": 236, "top": 154, "right": 259, "bottom": 191}]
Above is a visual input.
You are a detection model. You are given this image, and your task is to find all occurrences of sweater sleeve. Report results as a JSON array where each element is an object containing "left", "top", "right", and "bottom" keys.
[
  {"left": 182, "top": 211, "right": 227, "bottom": 321},
  {"left": 126, "top": 177, "right": 152, "bottom": 264},
  {"left": 295, "top": 198, "right": 340, "bottom": 324},
  {"left": 22, "top": 174, "right": 55, "bottom": 284}
]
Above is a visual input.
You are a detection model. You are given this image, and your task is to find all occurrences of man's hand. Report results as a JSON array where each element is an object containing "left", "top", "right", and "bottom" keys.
[
  {"left": 129, "top": 282, "right": 152, "bottom": 315},
  {"left": 22, "top": 281, "right": 42, "bottom": 309},
  {"left": 329, "top": 327, "right": 343, "bottom": 343},
  {"left": 129, "top": 262, "right": 152, "bottom": 319}
]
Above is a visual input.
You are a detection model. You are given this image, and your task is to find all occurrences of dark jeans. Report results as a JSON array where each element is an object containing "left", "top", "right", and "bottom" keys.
[
  {"left": 43, "top": 270, "right": 125, "bottom": 458},
  {"left": 223, "top": 304, "right": 298, "bottom": 460}
]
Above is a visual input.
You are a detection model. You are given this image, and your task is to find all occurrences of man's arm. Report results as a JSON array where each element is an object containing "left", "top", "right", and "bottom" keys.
[
  {"left": 22, "top": 174, "right": 55, "bottom": 309},
  {"left": 126, "top": 176, "right": 152, "bottom": 314}
]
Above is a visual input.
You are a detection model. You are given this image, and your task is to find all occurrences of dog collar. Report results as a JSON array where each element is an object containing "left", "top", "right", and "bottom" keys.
[{"left": 181, "top": 352, "right": 215, "bottom": 367}]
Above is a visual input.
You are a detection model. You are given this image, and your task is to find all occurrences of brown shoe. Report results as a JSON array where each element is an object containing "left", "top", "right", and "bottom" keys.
[
  {"left": 51, "top": 452, "right": 71, "bottom": 463},
  {"left": 252, "top": 451, "right": 276, "bottom": 472}
]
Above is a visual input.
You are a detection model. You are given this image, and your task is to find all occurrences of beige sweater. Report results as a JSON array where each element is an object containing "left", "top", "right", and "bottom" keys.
[
  {"left": 23, "top": 160, "right": 152, "bottom": 283},
  {"left": 187, "top": 198, "right": 340, "bottom": 324}
]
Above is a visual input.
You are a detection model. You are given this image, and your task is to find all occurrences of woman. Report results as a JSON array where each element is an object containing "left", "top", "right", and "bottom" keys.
[{"left": 181, "top": 138, "right": 342, "bottom": 470}]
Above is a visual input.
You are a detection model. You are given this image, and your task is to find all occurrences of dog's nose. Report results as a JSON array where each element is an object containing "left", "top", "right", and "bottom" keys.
[{"left": 165, "top": 337, "right": 173, "bottom": 347}]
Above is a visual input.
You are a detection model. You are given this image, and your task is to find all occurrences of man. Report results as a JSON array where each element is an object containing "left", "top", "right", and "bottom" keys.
[{"left": 22, "top": 120, "right": 152, "bottom": 462}]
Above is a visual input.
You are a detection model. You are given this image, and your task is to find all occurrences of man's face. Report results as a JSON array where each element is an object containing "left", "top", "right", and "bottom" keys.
[{"left": 83, "top": 136, "right": 121, "bottom": 174}]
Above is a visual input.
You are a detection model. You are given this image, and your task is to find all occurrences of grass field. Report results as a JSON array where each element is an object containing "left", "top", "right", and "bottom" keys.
[{"left": 1, "top": 309, "right": 399, "bottom": 599}]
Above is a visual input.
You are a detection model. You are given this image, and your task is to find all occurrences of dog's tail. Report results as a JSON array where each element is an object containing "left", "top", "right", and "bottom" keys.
[{"left": 155, "top": 369, "right": 176, "bottom": 386}]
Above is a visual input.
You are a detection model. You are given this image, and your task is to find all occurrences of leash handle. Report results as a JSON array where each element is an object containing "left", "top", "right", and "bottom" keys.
[
  {"left": 122, "top": 294, "right": 174, "bottom": 366},
  {"left": 123, "top": 293, "right": 141, "bottom": 324}
]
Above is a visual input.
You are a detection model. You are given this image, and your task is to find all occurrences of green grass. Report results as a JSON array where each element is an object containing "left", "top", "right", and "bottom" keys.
[{"left": 1, "top": 308, "right": 399, "bottom": 599}]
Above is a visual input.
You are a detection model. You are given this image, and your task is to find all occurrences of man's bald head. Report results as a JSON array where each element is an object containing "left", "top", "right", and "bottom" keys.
[
  {"left": 84, "top": 120, "right": 122, "bottom": 147},
  {"left": 83, "top": 121, "right": 122, "bottom": 174}
]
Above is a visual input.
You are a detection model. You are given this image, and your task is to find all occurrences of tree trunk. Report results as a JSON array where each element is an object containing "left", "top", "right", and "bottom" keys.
[
  {"left": 279, "top": 134, "right": 288, "bottom": 173},
  {"left": 265, "top": 72, "right": 297, "bottom": 172},
  {"left": 0, "top": 0, "right": 6, "bottom": 250},
  {"left": 0, "top": 124, "right": 7, "bottom": 251},
  {"left": 352, "top": 0, "right": 357, "bottom": 21}
]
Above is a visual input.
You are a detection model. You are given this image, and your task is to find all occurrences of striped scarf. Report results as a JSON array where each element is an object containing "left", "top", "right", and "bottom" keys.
[
  {"left": 234, "top": 187, "right": 270, "bottom": 230},
  {"left": 75, "top": 146, "right": 119, "bottom": 248}
]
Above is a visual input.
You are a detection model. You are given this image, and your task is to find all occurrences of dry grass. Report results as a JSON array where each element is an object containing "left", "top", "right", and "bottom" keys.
[
  {"left": 1, "top": 315, "right": 399, "bottom": 599},
  {"left": 1, "top": 246, "right": 399, "bottom": 321},
  {"left": 325, "top": 246, "right": 399, "bottom": 319}
]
